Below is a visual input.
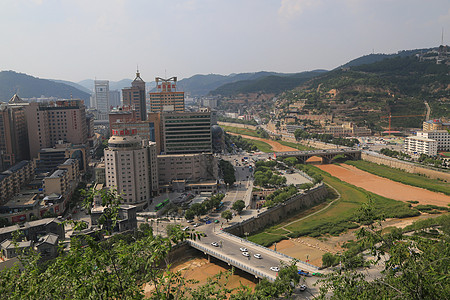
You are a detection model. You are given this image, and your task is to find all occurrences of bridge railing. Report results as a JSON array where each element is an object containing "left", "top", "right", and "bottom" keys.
[
  {"left": 187, "top": 240, "right": 277, "bottom": 282},
  {"left": 217, "top": 229, "right": 319, "bottom": 271}
]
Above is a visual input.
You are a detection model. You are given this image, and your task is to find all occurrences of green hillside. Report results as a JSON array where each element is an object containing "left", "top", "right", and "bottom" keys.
[
  {"left": 339, "top": 48, "right": 434, "bottom": 68},
  {"left": 276, "top": 55, "right": 449, "bottom": 130},
  {"left": 175, "top": 71, "right": 280, "bottom": 96},
  {"left": 0, "top": 71, "right": 91, "bottom": 105},
  {"left": 210, "top": 70, "right": 326, "bottom": 96}
]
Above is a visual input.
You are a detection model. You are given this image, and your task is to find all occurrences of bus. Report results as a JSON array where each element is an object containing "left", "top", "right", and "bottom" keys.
[
  {"left": 215, "top": 202, "right": 224, "bottom": 212},
  {"left": 155, "top": 198, "right": 170, "bottom": 211}
]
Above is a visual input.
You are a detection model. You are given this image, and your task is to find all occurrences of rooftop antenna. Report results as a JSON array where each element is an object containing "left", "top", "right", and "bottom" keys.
[
  {"left": 442, "top": 27, "right": 444, "bottom": 46},
  {"left": 165, "top": 69, "right": 167, "bottom": 79}
]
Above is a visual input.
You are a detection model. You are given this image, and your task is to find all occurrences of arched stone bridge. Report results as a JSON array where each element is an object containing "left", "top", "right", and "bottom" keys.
[{"left": 275, "top": 149, "right": 361, "bottom": 164}]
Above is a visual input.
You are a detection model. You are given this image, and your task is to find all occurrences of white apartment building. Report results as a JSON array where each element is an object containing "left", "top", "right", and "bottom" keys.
[
  {"left": 404, "top": 136, "right": 438, "bottom": 156},
  {"left": 104, "top": 129, "right": 158, "bottom": 205},
  {"left": 416, "top": 130, "right": 450, "bottom": 152}
]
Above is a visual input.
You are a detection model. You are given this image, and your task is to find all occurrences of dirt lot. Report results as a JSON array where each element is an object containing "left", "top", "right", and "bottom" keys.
[
  {"left": 269, "top": 214, "right": 442, "bottom": 267},
  {"left": 317, "top": 164, "right": 450, "bottom": 206},
  {"left": 229, "top": 133, "right": 298, "bottom": 152},
  {"left": 143, "top": 256, "right": 256, "bottom": 298}
]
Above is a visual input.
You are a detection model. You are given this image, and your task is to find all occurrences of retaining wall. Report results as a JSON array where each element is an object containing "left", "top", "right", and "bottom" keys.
[
  {"left": 224, "top": 184, "right": 328, "bottom": 237},
  {"left": 362, "top": 152, "right": 450, "bottom": 182}
]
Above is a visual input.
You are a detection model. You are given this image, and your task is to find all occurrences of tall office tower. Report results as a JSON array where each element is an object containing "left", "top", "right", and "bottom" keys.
[
  {"left": 109, "top": 90, "right": 121, "bottom": 108},
  {"left": 149, "top": 77, "right": 184, "bottom": 113},
  {"left": 104, "top": 129, "right": 158, "bottom": 205},
  {"left": 23, "top": 100, "right": 88, "bottom": 159},
  {"left": 122, "top": 71, "right": 147, "bottom": 121},
  {"left": 0, "top": 95, "right": 30, "bottom": 171},
  {"left": 160, "top": 111, "right": 212, "bottom": 154},
  {"left": 94, "top": 80, "right": 110, "bottom": 119}
]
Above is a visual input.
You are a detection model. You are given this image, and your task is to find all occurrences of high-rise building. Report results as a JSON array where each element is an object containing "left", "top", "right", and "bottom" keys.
[
  {"left": 122, "top": 71, "right": 147, "bottom": 121},
  {"left": 104, "top": 129, "right": 158, "bottom": 205},
  {"left": 93, "top": 80, "right": 110, "bottom": 119},
  {"left": 160, "top": 111, "right": 212, "bottom": 155},
  {"left": 20, "top": 100, "right": 88, "bottom": 159},
  {"left": 149, "top": 77, "right": 184, "bottom": 113},
  {"left": 0, "top": 95, "right": 30, "bottom": 171},
  {"left": 109, "top": 90, "right": 121, "bottom": 108}
]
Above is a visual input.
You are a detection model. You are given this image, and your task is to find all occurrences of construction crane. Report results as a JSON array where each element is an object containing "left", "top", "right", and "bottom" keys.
[{"left": 381, "top": 114, "right": 426, "bottom": 135}]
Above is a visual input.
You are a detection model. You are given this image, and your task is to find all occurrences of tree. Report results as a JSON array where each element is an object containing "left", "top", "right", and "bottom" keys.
[
  {"left": 322, "top": 252, "right": 338, "bottom": 267},
  {"left": 232, "top": 200, "right": 246, "bottom": 214},
  {"left": 221, "top": 210, "right": 233, "bottom": 222},
  {"left": 219, "top": 159, "right": 236, "bottom": 186},
  {"left": 184, "top": 209, "right": 195, "bottom": 221},
  {"left": 317, "top": 208, "right": 450, "bottom": 299}
]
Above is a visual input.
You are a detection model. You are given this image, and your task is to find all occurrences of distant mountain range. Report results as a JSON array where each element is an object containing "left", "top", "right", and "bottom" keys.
[
  {"left": 0, "top": 47, "right": 443, "bottom": 106},
  {"left": 209, "top": 70, "right": 327, "bottom": 96},
  {"left": 0, "top": 71, "right": 91, "bottom": 105},
  {"left": 77, "top": 79, "right": 134, "bottom": 92}
]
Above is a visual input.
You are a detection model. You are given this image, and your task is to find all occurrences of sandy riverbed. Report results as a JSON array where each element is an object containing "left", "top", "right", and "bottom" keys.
[
  {"left": 143, "top": 256, "right": 256, "bottom": 298},
  {"left": 317, "top": 164, "right": 450, "bottom": 206}
]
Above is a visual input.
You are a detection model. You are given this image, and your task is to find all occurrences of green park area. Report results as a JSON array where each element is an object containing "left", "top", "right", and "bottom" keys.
[
  {"left": 248, "top": 165, "right": 420, "bottom": 247},
  {"left": 277, "top": 140, "right": 316, "bottom": 151},
  {"left": 242, "top": 138, "right": 273, "bottom": 153},
  {"left": 222, "top": 125, "right": 268, "bottom": 138},
  {"left": 345, "top": 160, "right": 450, "bottom": 196}
]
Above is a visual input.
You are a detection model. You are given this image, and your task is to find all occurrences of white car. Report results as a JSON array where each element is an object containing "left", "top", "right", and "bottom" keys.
[
  {"left": 242, "top": 252, "right": 249, "bottom": 257},
  {"left": 182, "top": 226, "right": 189, "bottom": 231},
  {"left": 253, "top": 253, "right": 262, "bottom": 259},
  {"left": 270, "top": 267, "right": 280, "bottom": 272},
  {"left": 193, "top": 223, "right": 200, "bottom": 227},
  {"left": 211, "top": 242, "right": 219, "bottom": 247},
  {"left": 239, "top": 247, "right": 248, "bottom": 252},
  {"left": 299, "top": 285, "right": 307, "bottom": 292}
]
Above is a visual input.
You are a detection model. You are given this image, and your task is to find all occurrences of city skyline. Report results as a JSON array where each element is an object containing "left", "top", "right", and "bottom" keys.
[{"left": 1, "top": 0, "right": 450, "bottom": 82}]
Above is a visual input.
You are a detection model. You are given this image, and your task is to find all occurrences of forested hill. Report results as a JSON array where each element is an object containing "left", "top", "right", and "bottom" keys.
[
  {"left": 0, "top": 71, "right": 91, "bottom": 105},
  {"left": 209, "top": 70, "right": 327, "bottom": 96},
  {"left": 278, "top": 55, "right": 449, "bottom": 130},
  {"left": 339, "top": 48, "right": 434, "bottom": 68},
  {"left": 175, "top": 71, "right": 280, "bottom": 96}
]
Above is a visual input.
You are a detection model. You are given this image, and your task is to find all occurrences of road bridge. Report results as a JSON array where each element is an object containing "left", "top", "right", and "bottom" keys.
[
  {"left": 276, "top": 149, "right": 361, "bottom": 164},
  {"left": 187, "top": 227, "right": 320, "bottom": 282}
]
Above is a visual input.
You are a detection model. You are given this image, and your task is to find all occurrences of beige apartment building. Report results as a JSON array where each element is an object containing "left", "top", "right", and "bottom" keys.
[
  {"left": 122, "top": 71, "right": 147, "bottom": 121},
  {"left": 423, "top": 119, "right": 450, "bottom": 131},
  {"left": 149, "top": 77, "right": 184, "bottom": 113},
  {"left": 0, "top": 160, "right": 35, "bottom": 205},
  {"left": 0, "top": 95, "right": 29, "bottom": 170},
  {"left": 104, "top": 129, "right": 158, "bottom": 206},
  {"left": 43, "top": 169, "right": 69, "bottom": 197},
  {"left": 22, "top": 100, "right": 88, "bottom": 159}
]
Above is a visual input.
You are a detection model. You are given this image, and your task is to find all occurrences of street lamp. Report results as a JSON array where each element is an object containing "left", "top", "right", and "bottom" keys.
[{"left": 244, "top": 232, "right": 249, "bottom": 240}]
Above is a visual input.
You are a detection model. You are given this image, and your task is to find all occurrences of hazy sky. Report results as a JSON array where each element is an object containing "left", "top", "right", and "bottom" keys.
[{"left": 1, "top": 0, "right": 450, "bottom": 82}]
